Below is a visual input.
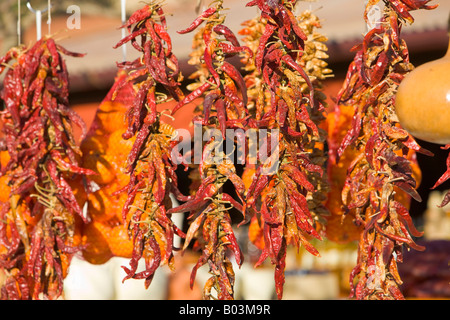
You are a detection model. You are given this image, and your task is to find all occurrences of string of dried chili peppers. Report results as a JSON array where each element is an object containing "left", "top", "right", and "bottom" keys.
[
  {"left": 169, "top": 0, "right": 250, "bottom": 300},
  {"left": 0, "top": 37, "right": 91, "bottom": 300},
  {"left": 111, "top": 2, "right": 187, "bottom": 289},
  {"left": 332, "top": 0, "right": 437, "bottom": 300},
  {"left": 240, "top": 0, "right": 330, "bottom": 300}
]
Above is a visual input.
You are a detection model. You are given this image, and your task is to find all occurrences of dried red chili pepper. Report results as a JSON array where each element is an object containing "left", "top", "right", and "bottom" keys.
[
  {"left": 111, "top": 2, "right": 187, "bottom": 288},
  {"left": 332, "top": 0, "right": 437, "bottom": 300},
  {"left": 431, "top": 144, "right": 450, "bottom": 207},
  {"left": 173, "top": 146, "right": 244, "bottom": 300},
  {"left": 239, "top": 2, "right": 331, "bottom": 299},
  {"left": 168, "top": 1, "right": 254, "bottom": 299},
  {"left": 0, "top": 36, "right": 91, "bottom": 300}
]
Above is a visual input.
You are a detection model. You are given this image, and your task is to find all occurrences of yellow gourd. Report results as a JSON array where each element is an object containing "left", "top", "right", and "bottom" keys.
[{"left": 395, "top": 27, "right": 450, "bottom": 145}]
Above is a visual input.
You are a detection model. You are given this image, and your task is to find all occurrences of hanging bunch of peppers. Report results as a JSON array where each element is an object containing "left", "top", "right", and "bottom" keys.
[
  {"left": 0, "top": 38, "right": 91, "bottom": 299},
  {"left": 331, "top": 0, "right": 437, "bottom": 300},
  {"left": 108, "top": 2, "right": 188, "bottom": 288},
  {"left": 239, "top": 0, "right": 330, "bottom": 299},
  {"left": 169, "top": 0, "right": 252, "bottom": 300}
]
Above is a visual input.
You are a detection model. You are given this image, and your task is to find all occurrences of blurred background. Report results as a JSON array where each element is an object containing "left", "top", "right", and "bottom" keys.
[{"left": 0, "top": 0, "right": 449, "bottom": 300}]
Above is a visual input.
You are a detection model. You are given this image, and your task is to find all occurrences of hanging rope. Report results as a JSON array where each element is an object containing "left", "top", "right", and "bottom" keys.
[
  {"left": 26, "top": 2, "right": 49, "bottom": 40},
  {"left": 195, "top": 0, "right": 204, "bottom": 14},
  {"left": 121, "top": 0, "right": 127, "bottom": 62},
  {"left": 17, "top": 0, "right": 21, "bottom": 45},
  {"left": 47, "top": 0, "right": 51, "bottom": 35}
]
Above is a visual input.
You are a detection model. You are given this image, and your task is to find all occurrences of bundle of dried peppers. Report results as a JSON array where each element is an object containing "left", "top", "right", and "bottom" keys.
[
  {"left": 110, "top": 2, "right": 187, "bottom": 288},
  {"left": 332, "top": 0, "right": 437, "bottom": 299},
  {"left": 239, "top": 0, "right": 330, "bottom": 299},
  {"left": 170, "top": 0, "right": 250, "bottom": 300},
  {"left": 0, "top": 37, "right": 91, "bottom": 299}
]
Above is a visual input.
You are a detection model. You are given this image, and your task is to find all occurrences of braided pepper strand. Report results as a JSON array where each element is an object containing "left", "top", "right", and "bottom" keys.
[
  {"left": 170, "top": 0, "right": 249, "bottom": 300},
  {"left": 111, "top": 1, "right": 188, "bottom": 289},
  {"left": 241, "top": 0, "right": 330, "bottom": 299},
  {"left": 0, "top": 37, "right": 91, "bottom": 300},
  {"left": 333, "top": 0, "right": 437, "bottom": 300}
]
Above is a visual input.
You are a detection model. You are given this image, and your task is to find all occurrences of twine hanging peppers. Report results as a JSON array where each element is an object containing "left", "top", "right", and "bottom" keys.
[
  {"left": 169, "top": 0, "right": 250, "bottom": 300},
  {"left": 0, "top": 37, "right": 91, "bottom": 300},
  {"left": 332, "top": 0, "right": 437, "bottom": 300},
  {"left": 111, "top": 2, "right": 187, "bottom": 288},
  {"left": 173, "top": 1, "right": 252, "bottom": 132},
  {"left": 240, "top": 0, "right": 330, "bottom": 299}
]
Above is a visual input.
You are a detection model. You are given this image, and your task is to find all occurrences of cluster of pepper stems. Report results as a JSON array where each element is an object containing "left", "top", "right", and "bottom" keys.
[{"left": 0, "top": 0, "right": 441, "bottom": 300}]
